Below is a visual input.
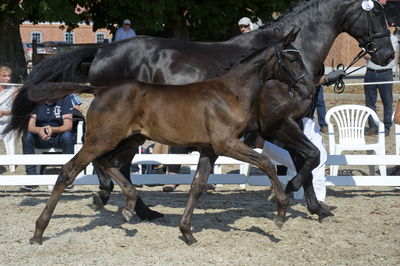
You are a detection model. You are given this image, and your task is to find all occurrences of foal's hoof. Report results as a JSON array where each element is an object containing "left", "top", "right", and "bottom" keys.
[
  {"left": 318, "top": 208, "right": 334, "bottom": 223},
  {"left": 29, "top": 237, "right": 43, "bottom": 245},
  {"left": 122, "top": 208, "right": 134, "bottom": 222},
  {"left": 183, "top": 236, "right": 198, "bottom": 246},
  {"left": 274, "top": 216, "right": 286, "bottom": 229},
  {"left": 91, "top": 192, "right": 104, "bottom": 211}
]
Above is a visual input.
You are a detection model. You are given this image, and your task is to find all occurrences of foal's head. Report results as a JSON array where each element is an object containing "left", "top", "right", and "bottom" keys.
[{"left": 264, "top": 29, "right": 314, "bottom": 98}]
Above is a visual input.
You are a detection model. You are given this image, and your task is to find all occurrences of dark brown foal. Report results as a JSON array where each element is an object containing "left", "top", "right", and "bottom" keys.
[{"left": 27, "top": 29, "right": 314, "bottom": 245}]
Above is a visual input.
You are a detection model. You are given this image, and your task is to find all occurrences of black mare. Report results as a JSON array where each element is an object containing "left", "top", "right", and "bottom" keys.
[{"left": 7, "top": 0, "right": 395, "bottom": 221}]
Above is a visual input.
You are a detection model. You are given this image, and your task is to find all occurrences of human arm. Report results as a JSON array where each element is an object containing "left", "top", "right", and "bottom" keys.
[
  {"left": 28, "top": 113, "right": 73, "bottom": 140},
  {"left": 0, "top": 86, "right": 19, "bottom": 117},
  {"left": 43, "top": 114, "right": 73, "bottom": 139},
  {"left": 115, "top": 28, "right": 122, "bottom": 41}
]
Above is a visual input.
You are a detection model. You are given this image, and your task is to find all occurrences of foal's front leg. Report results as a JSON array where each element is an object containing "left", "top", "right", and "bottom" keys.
[
  {"left": 219, "top": 139, "right": 289, "bottom": 228},
  {"left": 30, "top": 153, "right": 91, "bottom": 245},
  {"left": 179, "top": 148, "right": 218, "bottom": 245}
]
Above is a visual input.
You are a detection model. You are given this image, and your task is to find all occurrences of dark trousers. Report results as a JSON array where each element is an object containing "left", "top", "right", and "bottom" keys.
[
  {"left": 364, "top": 69, "right": 393, "bottom": 131},
  {"left": 22, "top": 131, "right": 76, "bottom": 175},
  {"left": 315, "top": 86, "right": 327, "bottom": 128}
]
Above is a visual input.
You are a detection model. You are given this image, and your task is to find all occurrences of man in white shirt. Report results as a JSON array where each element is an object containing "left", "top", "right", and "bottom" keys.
[{"left": 115, "top": 19, "right": 136, "bottom": 41}]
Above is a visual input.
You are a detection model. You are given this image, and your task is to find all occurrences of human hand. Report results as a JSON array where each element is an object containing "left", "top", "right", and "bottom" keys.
[
  {"left": 325, "top": 70, "right": 346, "bottom": 85},
  {"left": 39, "top": 126, "right": 52, "bottom": 140}
]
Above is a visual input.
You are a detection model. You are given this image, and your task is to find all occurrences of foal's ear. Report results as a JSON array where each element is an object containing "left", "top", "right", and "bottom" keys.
[{"left": 282, "top": 28, "right": 301, "bottom": 46}]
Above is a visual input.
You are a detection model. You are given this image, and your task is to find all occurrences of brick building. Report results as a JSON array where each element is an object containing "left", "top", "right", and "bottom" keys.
[{"left": 19, "top": 21, "right": 113, "bottom": 44}]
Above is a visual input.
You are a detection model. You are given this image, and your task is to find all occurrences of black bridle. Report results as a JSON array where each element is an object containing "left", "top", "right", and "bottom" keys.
[
  {"left": 347, "top": 0, "right": 390, "bottom": 53},
  {"left": 333, "top": 0, "right": 391, "bottom": 93},
  {"left": 275, "top": 47, "right": 308, "bottom": 97}
]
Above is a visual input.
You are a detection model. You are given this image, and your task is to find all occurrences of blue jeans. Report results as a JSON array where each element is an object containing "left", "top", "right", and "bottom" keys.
[
  {"left": 315, "top": 86, "right": 327, "bottom": 128},
  {"left": 22, "top": 131, "right": 76, "bottom": 175},
  {"left": 364, "top": 69, "right": 393, "bottom": 131}
]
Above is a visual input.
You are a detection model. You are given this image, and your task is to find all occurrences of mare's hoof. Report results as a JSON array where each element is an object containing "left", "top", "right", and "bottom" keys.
[
  {"left": 138, "top": 210, "right": 164, "bottom": 221},
  {"left": 318, "top": 208, "right": 334, "bottom": 223},
  {"left": 29, "top": 237, "right": 43, "bottom": 245},
  {"left": 122, "top": 208, "right": 134, "bottom": 222},
  {"left": 91, "top": 192, "right": 104, "bottom": 211},
  {"left": 274, "top": 216, "right": 286, "bottom": 229}
]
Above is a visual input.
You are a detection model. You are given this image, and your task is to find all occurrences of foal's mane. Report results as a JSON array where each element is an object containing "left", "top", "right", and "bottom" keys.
[{"left": 223, "top": 40, "right": 279, "bottom": 75}]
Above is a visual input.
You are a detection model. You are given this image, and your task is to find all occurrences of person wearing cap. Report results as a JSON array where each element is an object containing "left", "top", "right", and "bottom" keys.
[
  {"left": 115, "top": 19, "right": 136, "bottom": 41},
  {"left": 238, "top": 17, "right": 253, "bottom": 33}
]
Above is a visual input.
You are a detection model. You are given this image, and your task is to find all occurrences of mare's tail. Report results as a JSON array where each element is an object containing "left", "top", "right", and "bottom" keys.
[{"left": 4, "top": 46, "right": 99, "bottom": 137}]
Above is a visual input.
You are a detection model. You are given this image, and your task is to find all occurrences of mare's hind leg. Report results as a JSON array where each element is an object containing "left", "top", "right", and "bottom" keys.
[
  {"left": 179, "top": 148, "right": 218, "bottom": 245},
  {"left": 217, "top": 139, "right": 288, "bottom": 228},
  {"left": 273, "top": 119, "right": 333, "bottom": 221},
  {"left": 92, "top": 165, "right": 114, "bottom": 210},
  {"left": 30, "top": 146, "right": 102, "bottom": 245}
]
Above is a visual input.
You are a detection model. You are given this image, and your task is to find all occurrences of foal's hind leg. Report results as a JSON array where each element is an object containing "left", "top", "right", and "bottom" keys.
[
  {"left": 30, "top": 147, "right": 98, "bottom": 245},
  {"left": 92, "top": 159, "right": 141, "bottom": 222},
  {"left": 179, "top": 148, "right": 218, "bottom": 245},
  {"left": 218, "top": 139, "right": 289, "bottom": 228}
]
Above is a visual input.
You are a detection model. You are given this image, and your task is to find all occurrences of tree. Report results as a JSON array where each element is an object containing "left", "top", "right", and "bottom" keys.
[{"left": 0, "top": 0, "right": 294, "bottom": 82}]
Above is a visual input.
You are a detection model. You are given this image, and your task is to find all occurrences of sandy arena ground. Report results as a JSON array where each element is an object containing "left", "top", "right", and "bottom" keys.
[{"left": 0, "top": 90, "right": 400, "bottom": 265}]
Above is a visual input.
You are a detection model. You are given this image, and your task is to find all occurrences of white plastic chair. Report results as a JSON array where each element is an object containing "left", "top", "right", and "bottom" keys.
[
  {"left": 2, "top": 132, "right": 16, "bottom": 172},
  {"left": 325, "top": 104, "right": 386, "bottom": 176}
]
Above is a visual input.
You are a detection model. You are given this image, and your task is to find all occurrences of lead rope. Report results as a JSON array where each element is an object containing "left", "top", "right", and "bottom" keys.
[{"left": 333, "top": 49, "right": 368, "bottom": 94}]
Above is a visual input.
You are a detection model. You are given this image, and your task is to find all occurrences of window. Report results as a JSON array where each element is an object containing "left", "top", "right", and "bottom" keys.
[
  {"left": 31, "top": 32, "right": 42, "bottom": 43},
  {"left": 96, "top": 32, "right": 106, "bottom": 43},
  {"left": 64, "top": 32, "right": 74, "bottom": 44}
]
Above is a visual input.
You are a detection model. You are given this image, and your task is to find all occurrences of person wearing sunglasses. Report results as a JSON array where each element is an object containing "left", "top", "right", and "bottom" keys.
[{"left": 115, "top": 19, "right": 136, "bottom": 41}]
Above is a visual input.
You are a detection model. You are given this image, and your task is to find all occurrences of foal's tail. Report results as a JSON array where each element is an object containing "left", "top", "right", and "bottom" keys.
[
  {"left": 4, "top": 46, "right": 99, "bottom": 137},
  {"left": 4, "top": 82, "right": 97, "bottom": 137}
]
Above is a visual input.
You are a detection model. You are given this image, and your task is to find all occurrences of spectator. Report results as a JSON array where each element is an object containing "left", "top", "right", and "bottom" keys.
[
  {"left": 0, "top": 66, "right": 18, "bottom": 136},
  {"left": 238, "top": 17, "right": 253, "bottom": 33},
  {"left": 115, "top": 19, "right": 136, "bottom": 41},
  {"left": 21, "top": 95, "right": 76, "bottom": 191},
  {"left": 364, "top": 31, "right": 398, "bottom": 137}
]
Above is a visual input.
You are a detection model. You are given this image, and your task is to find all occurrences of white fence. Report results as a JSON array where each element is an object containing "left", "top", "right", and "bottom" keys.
[{"left": 1, "top": 153, "right": 399, "bottom": 187}]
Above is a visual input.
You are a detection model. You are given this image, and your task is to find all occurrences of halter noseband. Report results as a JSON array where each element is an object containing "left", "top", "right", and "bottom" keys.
[{"left": 275, "top": 47, "right": 308, "bottom": 97}]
